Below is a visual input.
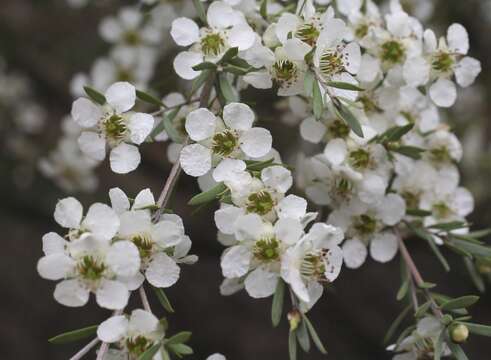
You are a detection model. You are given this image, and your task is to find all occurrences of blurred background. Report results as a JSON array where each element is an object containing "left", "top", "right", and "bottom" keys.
[{"left": 1, "top": 0, "right": 491, "bottom": 359}]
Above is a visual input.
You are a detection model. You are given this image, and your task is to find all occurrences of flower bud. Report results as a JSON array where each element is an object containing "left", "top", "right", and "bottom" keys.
[
  {"left": 451, "top": 324, "right": 469, "bottom": 343},
  {"left": 288, "top": 310, "right": 301, "bottom": 331}
]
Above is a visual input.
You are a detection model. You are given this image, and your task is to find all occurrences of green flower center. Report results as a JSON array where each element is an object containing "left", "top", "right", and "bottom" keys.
[
  {"left": 402, "top": 191, "right": 420, "bottom": 210},
  {"left": 381, "top": 40, "right": 406, "bottom": 64},
  {"left": 212, "top": 130, "right": 238, "bottom": 157},
  {"left": 117, "top": 68, "right": 133, "bottom": 82},
  {"left": 103, "top": 114, "right": 128, "bottom": 142},
  {"left": 296, "top": 23, "right": 320, "bottom": 46},
  {"left": 433, "top": 202, "right": 453, "bottom": 219},
  {"left": 126, "top": 336, "right": 153, "bottom": 356},
  {"left": 300, "top": 251, "right": 327, "bottom": 281},
  {"left": 253, "top": 237, "right": 280, "bottom": 262},
  {"left": 430, "top": 146, "right": 450, "bottom": 162},
  {"left": 201, "top": 32, "right": 226, "bottom": 56},
  {"left": 432, "top": 52, "right": 455, "bottom": 73},
  {"left": 349, "top": 149, "right": 371, "bottom": 170},
  {"left": 335, "top": 177, "right": 353, "bottom": 197},
  {"left": 124, "top": 31, "right": 141, "bottom": 46},
  {"left": 360, "top": 96, "right": 382, "bottom": 114},
  {"left": 132, "top": 233, "right": 153, "bottom": 259},
  {"left": 354, "top": 214, "right": 377, "bottom": 235},
  {"left": 355, "top": 24, "right": 369, "bottom": 38},
  {"left": 78, "top": 256, "right": 106, "bottom": 281},
  {"left": 328, "top": 119, "right": 351, "bottom": 138},
  {"left": 319, "top": 50, "right": 344, "bottom": 78},
  {"left": 246, "top": 190, "right": 275, "bottom": 215},
  {"left": 273, "top": 59, "right": 298, "bottom": 84}
]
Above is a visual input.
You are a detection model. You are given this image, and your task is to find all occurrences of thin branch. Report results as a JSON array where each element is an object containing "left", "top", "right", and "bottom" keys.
[
  {"left": 139, "top": 286, "right": 152, "bottom": 313},
  {"left": 69, "top": 337, "right": 100, "bottom": 360}
]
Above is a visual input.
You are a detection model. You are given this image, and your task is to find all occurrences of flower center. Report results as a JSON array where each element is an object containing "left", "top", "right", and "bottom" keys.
[
  {"left": 381, "top": 40, "right": 406, "bottom": 64},
  {"left": 402, "top": 191, "right": 420, "bottom": 209},
  {"left": 126, "top": 336, "right": 153, "bottom": 356},
  {"left": 328, "top": 119, "right": 351, "bottom": 138},
  {"left": 201, "top": 32, "right": 226, "bottom": 57},
  {"left": 430, "top": 146, "right": 450, "bottom": 162},
  {"left": 212, "top": 130, "right": 238, "bottom": 157},
  {"left": 132, "top": 233, "right": 154, "bottom": 259},
  {"left": 78, "top": 255, "right": 106, "bottom": 281},
  {"left": 117, "top": 68, "right": 134, "bottom": 83},
  {"left": 354, "top": 214, "right": 377, "bottom": 235},
  {"left": 432, "top": 202, "right": 453, "bottom": 219},
  {"left": 300, "top": 251, "right": 327, "bottom": 281},
  {"left": 296, "top": 23, "right": 320, "bottom": 46},
  {"left": 124, "top": 31, "right": 141, "bottom": 46},
  {"left": 319, "top": 49, "right": 344, "bottom": 78},
  {"left": 103, "top": 114, "right": 128, "bottom": 143},
  {"left": 360, "top": 95, "right": 382, "bottom": 114},
  {"left": 432, "top": 52, "right": 454, "bottom": 73},
  {"left": 246, "top": 190, "right": 275, "bottom": 215},
  {"left": 253, "top": 236, "right": 280, "bottom": 262},
  {"left": 335, "top": 177, "right": 353, "bottom": 197},
  {"left": 349, "top": 149, "right": 371, "bottom": 170},
  {"left": 355, "top": 24, "right": 369, "bottom": 38},
  {"left": 272, "top": 59, "right": 298, "bottom": 85}
]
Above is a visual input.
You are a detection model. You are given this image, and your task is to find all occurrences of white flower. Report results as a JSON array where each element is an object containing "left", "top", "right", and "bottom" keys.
[
  {"left": 71, "top": 81, "right": 154, "bottom": 173},
  {"left": 180, "top": 103, "right": 272, "bottom": 177},
  {"left": 97, "top": 309, "right": 164, "bottom": 358}
]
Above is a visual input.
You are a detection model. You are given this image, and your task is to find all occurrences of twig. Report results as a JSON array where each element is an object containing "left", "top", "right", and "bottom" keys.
[
  {"left": 139, "top": 286, "right": 152, "bottom": 313},
  {"left": 69, "top": 337, "right": 100, "bottom": 360}
]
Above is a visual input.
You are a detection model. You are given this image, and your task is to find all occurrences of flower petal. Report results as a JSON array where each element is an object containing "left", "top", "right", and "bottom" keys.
[
  {"left": 106, "top": 241, "right": 140, "bottom": 277},
  {"left": 54, "top": 279, "right": 90, "bottom": 307},
  {"left": 173, "top": 51, "right": 203, "bottom": 80},
  {"left": 170, "top": 17, "right": 200, "bottom": 46},
  {"left": 110, "top": 143, "right": 141, "bottom": 174},
  {"left": 71, "top": 98, "right": 102, "bottom": 128},
  {"left": 97, "top": 315, "right": 129, "bottom": 343},
  {"left": 239, "top": 127, "right": 272, "bottom": 158},
  {"left": 146, "top": 253, "right": 180, "bottom": 288},
  {"left": 223, "top": 103, "right": 254, "bottom": 131},
  {"left": 185, "top": 108, "right": 216, "bottom": 141},
  {"left": 245, "top": 268, "right": 278, "bottom": 298},
  {"left": 370, "top": 232, "right": 399, "bottom": 263},
  {"left": 179, "top": 143, "right": 212, "bottom": 177},
  {"left": 54, "top": 197, "right": 83, "bottom": 229},
  {"left": 221, "top": 245, "right": 251, "bottom": 278},
  {"left": 128, "top": 113, "right": 155, "bottom": 145},
  {"left": 96, "top": 279, "right": 130, "bottom": 310},
  {"left": 105, "top": 82, "right": 136, "bottom": 113},
  {"left": 342, "top": 238, "right": 367, "bottom": 269},
  {"left": 82, "top": 203, "right": 120, "bottom": 241}
]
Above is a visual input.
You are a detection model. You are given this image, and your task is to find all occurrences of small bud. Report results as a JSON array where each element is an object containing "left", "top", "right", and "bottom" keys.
[
  {"left": 288, "top": 310, "right": 301, "bottom": 331},
  {"left": 451, "top": 324, "right": 469, "bottom": 343}
]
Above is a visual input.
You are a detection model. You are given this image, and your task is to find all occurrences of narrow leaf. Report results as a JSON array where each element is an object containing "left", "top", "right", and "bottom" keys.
[
  {"left": 165, "top": 331, "right": 192, "bottom": 345},
  {"left": 271, "top": 279, "right": 285, "bottom": 327},
  {"left": 192, "top": 0, "right": 207, "bottom": 24},
  {"left": 163, "top": 108, "right": 185, "bottom": 144},
  {"left": 407, "top": 223, "right": 450, "bottom": 272},
  {"left": 459, "top": 322, "right": 491, "bottom": 337},
  {"left": 217, "top": 74, "right": 237, "bottom": 104},
  {"left": 139, "top": 343, "right": 162, "bottom": 360},
  {"left": 260, "top": 0, "right": 268, "bottom": 19},
  {"left": 83, "top": 86, "right": 106, "bottom": 105},
  {"left": 434, "top": 330, "right": 445, "bottom": 360},
  {"left": 396, "top": 275, "right": 409, "bottom": 301},
  {"left": 428, "top": 221, "right": 468, "bottom": 231},
  {"left": 168, "top": 343, "right": 193, "bottom": 355},
  {"left": 190, "top": 69, "right": 214, "bottom": 98},
  {"left": 303, "top": 315, "right": 327, "bottom": 354},
  {"left": 447, "top": 342, "right": 469, "bottom": 360},
  {"left": 325, "top": 81, "right": 364, "bottom": 91},
  {"left": 383, "top": 304, "right": 412, "bottom": 344},
  {"left": 219, "top": 47, "right": 239, "bottom": 64},
  {"left": 441, "top": 296, "right": 479, "bottom": 311},
  {"left": 288, "top": 330, "right": 297, "bottom": 360},
  {"left": 463, "top": 258, "right": 485, "bottom": 293},
  {"left": 136, "top": 90, "right": 164, "bottom": 107},
  {"left": 48, "top": 325, "right": 98, "bottom": 344},
  {"left": 312, "top": 80, "right": 323, "bottom": 119},
  {"left": 451, "top": 239, "right": 491, "bottom": 258},
  {"left": 333, "top": 100, "right": 363, "bottom": 138},
  {"left": 406, "top": 208, "right": 432, "bottom": 217},
  {"left": 415, "top": 301, "right": 432, "bottom": 318},
  {"left": 393, "top": 146, "right": 425, "bottom": 159},
  {"left": 153, "top": 287, "right": 175, "bottom": 313},
  {"left": 188, "top": 183, "right": 228, "bottom": 206},
  {"left": 296, "top": 319, "right": 311, "bottom": 353},
  {"left": 304, "top": 71, "right": 314, "bottom": 96},
  {"left": 192, "top": 62, "right": 217, "bottom": 71}
]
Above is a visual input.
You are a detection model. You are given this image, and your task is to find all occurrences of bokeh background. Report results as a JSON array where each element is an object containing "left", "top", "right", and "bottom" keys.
[{"left": 1, "top": 0, "right": 491, "bottom": 359}]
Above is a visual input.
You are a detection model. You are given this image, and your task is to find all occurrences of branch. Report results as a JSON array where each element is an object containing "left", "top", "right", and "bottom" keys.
[
  {"left": 139, "top": 286, "right": 152, "bottom": 313},
  {"left": 69, "top": 337, "right": 100, "bottom": 360}
]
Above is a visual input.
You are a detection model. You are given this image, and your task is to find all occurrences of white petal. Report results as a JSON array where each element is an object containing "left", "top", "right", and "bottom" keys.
[
  {"left": 37, "top": 254, "right": 75, "bottom": 280},
  {"left": 207, "top": 355, "right": 226, "bottom": 360},
  {"left": 54, "top": 279, "right": 90, "bottom": 307},
  {"left": 105, "top": 82, "right": 136, "bottom": 113},
  {"left": 78, "top": 131, "right": 106, "bottom": 161},
  {"left": 71, "top": 98, "right": 102, "bottom": 128},
  {"left": 207, "top": 1, "right": 238, "bottom": 29},
  {"left": 240, "top": 127, "right": 272, "bottom": 158},
  {"left": 185, "top": 108, "right": 216, "bottom": 141},
  {"left": 243, "top": 71, "right": 273, "bottom": 89},
  {"left": 221, "top": 245, "right": 252, "bottom": 278},
  {"left": 54, "top": 197, "right": 83, "bottom": 228},
  {"left": 417, "top": 316, "right": 442, "bottom": 338},
  {"left": 106, "top": 241, "right": 141, "bottom": 277},
  {"left": 342, "top": 42, "right": 361, "bottom": 74},
  {"left": 110, "top": 143, "right": 141, "bottom": 174},
  {"left": 276, "top": 194, "right": 307, "bottom": 220},
  {"left": 228, "top": 24, "right": 256, "bottom": 51},
  {"left": 42, "top": 232, "right": 66, "bottom": 255},
  {"left": 300, "top": 117, "right": 326, "bottom": 144},
  {"left": 83, "top": 203, "right": 120, "bottom": 241},
  {"left": 455, "top": 57, "right": 481, "bottom": 88},
  {"left": 96, "top": 279, "right": 130, "bottom": 310},
  {"left": 128, "top": 309, "right": 159, "bottom": 334},
  {"left": 245, "top": 268, "right": 278, "bottom": 298},
  {"left": 223, "top": 103, "right": 254, "bottom": 131},
  {"left": 403, "top": 57, "right": 430, "bottom": 87},
  {"left": 234, "top": 213, "right": 264, "bottom": 241},
  {"left": 212, "top": 158, "right": 247, "bottom": 183},
  {"left": 357, "top": 54, "right": 380, "bottom": 83},
  {"left": 323, "top": 138, "right": 347, "bottom": 166},
  {"left": 109, "top": 188, "right": 130, "bottom": 214},
  {"left": 370, "top": 232, "right": 399, "bottom": 263},
  {"left": 342, "top": 239, "right": 367, "bottom": 269},
  {"left": 152, "top": 220, "right": 183, "bottom": 248},
  {"left": 261, "top": 166, "right": 292, "bottom": 193},
  {"left": 214, "top": 206, "right": 245, "bottom": 235},
  {"left": 220, "top": 278, "right": 245, "bottom": 296},
  {"left": 304, "top": 223, "right": 344, "bottom": 247},
  {"left": 173, "top": 51, "right": 203, "bottom": 80},
  {"left": 324, "top": 245, "right": 343, "bottom": 282},
  {"left": 128, "top": 113, "right": 155, "bottom": 145},
  {"left": 274, "top": 218, "right": 303, "bottom": 245},
  {"left": 447, "top": 23, "right": 469, "bottom": 54},
  {"left": 133, "top": 188, "right": 156, "bottom": 210},
  {"left": 97, "top": 316, "right": 129, "bottom": 343},
  {"left": 378, "top": 193, "right": 406, "bottom": 226},
  {"left": 170, "top": 17, "right": 200, "bottom": 46},
  {"left": 179, "top": 143, "right": 212, "bottom": 177},
  {"left": 146, "top": 253, "right": 180, "bottom": 288},
  {"left": 284, "top": 38, "right": 311, "bottom": 61},
  {"left": 429, "top": 78, "right": 457, "bottom": 108},
  {"left": 275, "top": 13, "right": 299, "bottom": 44}
]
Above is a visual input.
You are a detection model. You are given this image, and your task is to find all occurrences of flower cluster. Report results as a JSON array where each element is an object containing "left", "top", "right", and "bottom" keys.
[{"left": 37, "top": 188, "right": 196, "bottom": 310}]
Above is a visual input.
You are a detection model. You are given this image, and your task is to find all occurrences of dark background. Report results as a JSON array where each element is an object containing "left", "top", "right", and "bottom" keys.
[{"left": 1, "top": 0, "right": 491, "bottom": 359}]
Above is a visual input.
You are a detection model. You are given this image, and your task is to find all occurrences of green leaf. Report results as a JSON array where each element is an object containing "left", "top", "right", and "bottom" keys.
[
  {"left": 297, "top": 319, "right": 311, "bottom": 353},
  {"left": 428, "top": 221, "right": 468, "bottom": 231},
  {"left": 415, "top": 301, "right": 432, "bottom": 318},
  {"left": 219, "top": 47, "right": 239, "bottom": 64},
  {"left": 450, "top": 239, "right": 491, "bottom": 258},
  {"left": 383, "top": 304, "right": 412, "bottom": 344},
  {"left": 48, "top": 325, "right": 98, "bottom": 344},
  {"left": 392, "top": 146, "right": 426, "bottom": 159},
  {"left": 153, "top": 287, "right": 175, "bottom": 313},
  {"left": 441, "top": 296, "right": 479, "bottom": 311},
  {"left": 458, "top": 322, "right": 491, "bottom": 337},
  {"left": 163, "top": 108, "right": 185, "bottom": 144},
  {"left": 407, "top": 222, "right": 450, "bottom": 272},
  {"left": 447, "top": 342, "right": 469, "bottom": 360},
  {"left": 192, "top": 62, "right": 217, "bottom": 71},
  {"left": 168, "top": 343, "right": 194, "bottom": 356},
  {"left": 467, "top": 228, "right": 491, "bottom": 238},
  {"left": 165, "top": 332, "right": 192, "bottom": 345},
  {"left": 325, "top": 81, "right": 364, "bottom": 91},
  {"left": 271, "top": 279, "right": 285, "bottom": 327},
  {"left": 223, "top": 65, "right": 251, "bottom": 75},
  {"left": 374, "top": 124, "right": 414, "bottom": 144},
  {"left": 161, "top": 348, "right": 171, "bottom": 360},
  {"left": 419, "top": 282, "right": 437, "bottom": 289},
  {"left": 139, "top": 343, "right": 162, "bottom": 360},
  {"left": 303, "top": 315, "right": 327, "bottom": 354},
  {"left": 246, "top": 158, "right": 275, "bottom": 172},
  {"left": 217, "top": 74, "right": 237, "bottom": 104},
  {"left": 396, "top": 274, "right": 409, "bottom": 301},
  {"left": 84, "top": 86, "right": 106, "bottom": 105},
  {"left": 260, "top": 0, "right": 268, "bottom": 19},
  {"left": 333, "top": 100, "right": 364, "bottom": 138},
  {"left": 288, "top": 330, "right": 297, "bottom": 360},
  {"left": 192, "top": 0, "right": 207, "bottom": 24},
  {"left": 188, "top": 183, "right": 228, "bottom": 206},
  {"left": 463, "top": 258, "right": 485, "bottom": 293},
  {"left": 432, "top": 293, "right": 468, "bottom": 316},
  {"left": 312, "top": 80, "right": 323, "bottom": 119},
  {"left": 406, "top": 208, "right": 432, "bottom": 217},
  {"left": 136, "top": 89, "right": 164, "bottom": 107},
  {"left": 190, "top": 69, "right": 214, "bottom": 98},
  {"left": 434, "top": 330, "right": 445, "bottom": 360},
  {"left": 303, "top": 71, "right": 314, "bottom": 97}
]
